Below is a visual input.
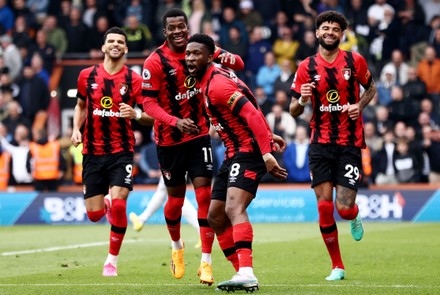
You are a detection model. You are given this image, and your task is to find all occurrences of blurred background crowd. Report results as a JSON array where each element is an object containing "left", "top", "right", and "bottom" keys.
[{"left": 0, "top": 0, "right": 439, "bottom": 191}]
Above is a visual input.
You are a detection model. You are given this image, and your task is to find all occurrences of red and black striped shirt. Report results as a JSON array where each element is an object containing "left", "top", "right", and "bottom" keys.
[
  {"left": 77, "top": 64, "right": 143, "bottom": 155},
  {"left": 291, "top": 49, "right": 372, "bottom": 148},
  {"left": 142, "top": 41, "right": 209, "bottom": 146},
  {"left": 200, "top": 66, "right": 274, "bottom": 159}
]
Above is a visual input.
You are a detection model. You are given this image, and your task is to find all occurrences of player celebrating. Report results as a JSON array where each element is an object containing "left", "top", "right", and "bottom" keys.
[
  {"left": 141, "top": 8, "right": 244, "bottom": 285},
  {"left": 185, "top": 33, "right": 288, "bottom": 292},
  {"left": 71, "top": 27, "right": 152, "bottom": 277},
  {"left": 289, "top": 11, "right": 377, "bottom": 280}
]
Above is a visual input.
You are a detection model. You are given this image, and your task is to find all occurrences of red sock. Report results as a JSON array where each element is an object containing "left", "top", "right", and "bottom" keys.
[
  {"left": 232, "top": 222, "right": 253, "bottom": 268},
  {"left": 108, "top": 199, "right": 127, "bottom": 256},
  {"left": 87, "top": 208, "right": 105, "bottom": 222},
  {"left": 338, "top": 204, "right": 359, "bottom": 220},
  {"left": 164, "top": 195, "right": 185, "bottom": 241},
  {"left": 195, "top": 186, "right": 215, "bottom": 253},
  {"left": 217, "top": 226, "right": 239, "bottom": 271},
  {"left": 318, "top": 200, "right": 344, "bottom": 269}
]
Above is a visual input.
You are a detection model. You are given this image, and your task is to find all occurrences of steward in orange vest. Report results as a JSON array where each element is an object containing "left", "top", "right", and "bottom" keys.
[
  {"left": 0, "top": 150, "right": 11, "bottom": 190},
  {"left": 29, "top": 129, "right": 66, "bottom": 191}
]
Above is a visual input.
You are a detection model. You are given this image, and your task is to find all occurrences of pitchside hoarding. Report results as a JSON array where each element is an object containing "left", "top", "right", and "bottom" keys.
[{"left": 0, "top": 189, "right": 439, "bottom": 225}]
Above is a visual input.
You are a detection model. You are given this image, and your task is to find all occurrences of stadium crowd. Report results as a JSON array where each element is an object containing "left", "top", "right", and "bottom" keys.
[{"left": 0, "top": 0, "right": 439, "bottom": 191}]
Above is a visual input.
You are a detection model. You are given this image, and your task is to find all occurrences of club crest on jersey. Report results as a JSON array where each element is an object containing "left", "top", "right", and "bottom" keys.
[
  {"left": 142, "top": 68, "right": 151, "bottom": 80},
  {"left": 119, "top": 83, "right": 128, "bottom": 95},
  {"left": 184, "top": 76, "right": 197, "bottom": 89},
  {"left": 163, "top": 170, "right": 171, "bottom": 180},
  {"left": 342, "top": 68, "right": 351, "bottom": 80}
]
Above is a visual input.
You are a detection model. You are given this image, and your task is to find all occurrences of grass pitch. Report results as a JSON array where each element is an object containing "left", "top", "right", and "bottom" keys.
[{"left": 0, "top": 222, "right": 439, "bottom": 294}]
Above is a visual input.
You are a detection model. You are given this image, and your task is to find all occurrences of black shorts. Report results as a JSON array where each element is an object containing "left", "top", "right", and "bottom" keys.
[
  {"left": 82, "top": 152, "right": 134, "bottom": 198},
  {"left": 157, "top": 135, "right": 213, "bottom": 187},
  {"left": 308, "top": 143, "right": 362, "bottom": 191},
  {"left": 212, "top": 152, "right": 267, "bottom": 201}
]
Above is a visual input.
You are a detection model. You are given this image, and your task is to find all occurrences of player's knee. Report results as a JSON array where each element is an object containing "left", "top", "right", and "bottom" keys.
[{"left": 87, "top": 209, "right": 105, "bottom": 222}]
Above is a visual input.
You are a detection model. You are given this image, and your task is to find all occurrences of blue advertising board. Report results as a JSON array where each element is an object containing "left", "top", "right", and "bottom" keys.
[{"left": 0, "top": 187, "right": 439, "bottom": 225}]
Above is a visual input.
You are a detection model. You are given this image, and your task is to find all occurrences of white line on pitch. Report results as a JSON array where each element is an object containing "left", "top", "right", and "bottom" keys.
[
  {"left": 0, "top": 283, "right": 438, "bottom": 289},
  {"left": 1, "top": 239, "right": 141, "bottom": 256}
]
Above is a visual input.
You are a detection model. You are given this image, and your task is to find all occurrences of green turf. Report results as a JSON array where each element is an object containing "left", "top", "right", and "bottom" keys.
[{"left": 0, "top": 222, "right": 439, "bottom": 294}]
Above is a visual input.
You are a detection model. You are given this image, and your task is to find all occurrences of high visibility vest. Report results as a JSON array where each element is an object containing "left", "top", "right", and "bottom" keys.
[
  {"left": 0, "top": 152, "right": 11, "bottom": 190},
  {"left": 69, "top": 144, "right": 83, "bottom": 184},
  {"left": 29, "top": 141, "right": 60, "bottom": 180},
  {"left": 361, "top": 146, "right": 372, "bottom": 177}
]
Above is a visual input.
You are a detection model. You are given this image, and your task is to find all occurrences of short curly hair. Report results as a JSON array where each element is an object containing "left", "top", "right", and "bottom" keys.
[
  {"left": 188, "top": 33, "right": 215, "bottom": 55},
  {"left": 315, "top": 10, "right": 348, "bottom": 31}
]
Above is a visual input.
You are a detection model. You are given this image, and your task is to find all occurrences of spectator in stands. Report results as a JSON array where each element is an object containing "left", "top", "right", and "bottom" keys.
[
  {"left": 272, "top": 25, "right": 299, "bottom": 68},
  {"left": 26, "top": 0, "right": 50, "bottom": 24},
  {"left": 422, "top": 124, "right": 440, "bottom": 183},
  {"left": 254, "top": 86, "right": 272, "bottom": 116},
  {"left": 221, "top": 25, "right": 247, "bottom": 80},
  {"left": 380, "top": 49, "right": 410, "bottom": 87},
  {"left": 82, "top": 0, "right": 98, "bottom": 28},
  {"left": 201, "top": 20, "right": 220, "bottom": 44},
  {"left": 274, "top": 88, "right": 291, "bottom": 111},
  {"left": 0, "top": 34, "right": 22, "bottom": 82},
  {"left": 41, "top": 15, "right": 67, "bottom": 59},
  {"left": 367, "top": 0, "right": 395, "bottom": 28},
  {"left": 11, "top": 15, "right": 34, "bottom": 49},
  {"left": 0, "top": 123, "right": 33, "bottom": 189},
  {"left": 339, "top": 25, "right": 359, "bottom": 52},
  {"left": 421, "top": 0, "right": 440, "bottom": 27},
  {"left": 57, "top": 0, "right": 72, "bottom": 29},
  {"left": 188, "top": 0, "right": 211, "bottom": 36},
  {"left": 208, "top": 0, "right": 223, "bottom": 35},
  {"left": 268, "top": 10, "right": 289, "bottom": 42},
  {"left": 376, "top": 65, "right": 395, "bottom": 106},
  {"left": 252, "top": 0, "right": 281, "bottom": 27},
  {"left": 0, "top": 84, "right": 12, "bottom": 121},
  {"left": 317, "top": 0, "right": 345, "bottom": 15},
  {"left": 282, "top": 124, "right": 310, "bottom": 183},
  {"left": 396, "top": 0, "right": 426, "bottom": 59},
  {"left": 402, "top": 66, "right": 427, "bottom": 101},
  {"left": 392, "top": 137, "right": 421, "bottom": 183},
  {"left": 137, "top": 130, "right": 161, "bottom": 184},
  {"left": 123, "top": 14, "right": 152, "bottom": 56},
  {"left": 12, "top": 0, "right": 37, "bottom": 29},
  {"left": 393, "top": 120, "right": 408, "bottom": 140},
  {"left": 388, "top": 85, "right": 419, "bottom": 127},
  {"left": 238, "top": 0, "right": 263, "bottom": 34},
  {"left": 289, "top": 0, "right": 317, "bottom": 27},
  {"left": 64, "top": 5, "right": 90, "bottom": 54},
  {"left": 245, "top": 26, "right": 271, "bottom": 90},
  {"left": 29, "top": 128, "right": 66, "bottom": 191},
  {"left": 29, "top": 29, "right": 56, "bottom": 74},
  {"left": 364, "top": 121, "right": 383, "bottom": 154},
  {"left": 88, "top": 15, "right": 109, "bottom": 60},
  {"left": 372, "top": 128, "right": 398, "bottom": 184},
  {"left": 345, "top": 0, "right": 369, "bottom": 41},
  {"left": 273, "top": 58, "right": 295, "bottom": 97},
  {"left": 420, "top": 97, "right": 440, "bottom": 128},
  {"left": 16, "top": 64, "right": 49, "bottom": 124},
  {"left": 30, "top": 52, "right": 50, "bottom": 86},
  {"left": 266, "top": 103, "right": 296, "bottom": 144},
  {"left": 417, "top": 45, "right": 440, "bottom": 96},
  {"left": 0, "top": 0, "right": 14, "bottom": 35},
  {"left": 219, "top": 6, "right": 248, "bottom": 47},
  {"left": 374, "top": 104, "right": 393, "bottom": 137},
  {"left": 406, "top": 124, "right": 427, "bottom": 182},
  {"left": 256, "top": 51, "right": 280, "bottom": 102},
  {"left": 294, "top": 29, "right": 318, "bottom": 66}
]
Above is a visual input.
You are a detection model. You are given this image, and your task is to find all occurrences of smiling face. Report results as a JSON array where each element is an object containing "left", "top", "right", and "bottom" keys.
[
  {"left": 316, "top": 21, "right": 343, "bottom": 51},
  {"left": 185, "top": 41, "right": 212, "bottom": 79},
  {"left": 163, "top": 16, "right": 189, "bottom": 52},
  {"left": 102, "top": 33, "right": 127, "bottom": 60}
]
